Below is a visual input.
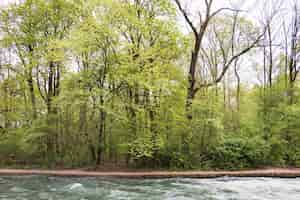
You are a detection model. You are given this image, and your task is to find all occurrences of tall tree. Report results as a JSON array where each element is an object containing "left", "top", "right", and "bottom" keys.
[{"left": 174, "top": 0, "right": 268, "bottom": 118}]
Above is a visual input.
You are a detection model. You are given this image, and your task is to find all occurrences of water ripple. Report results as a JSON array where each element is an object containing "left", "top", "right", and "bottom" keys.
[{"left": 0, "top": 176, "right": 300, "bottom": 200}]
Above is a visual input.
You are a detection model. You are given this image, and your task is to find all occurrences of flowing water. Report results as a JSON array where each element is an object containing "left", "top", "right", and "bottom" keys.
[{"left": 0, "top": 176, "right": 300, "bottom": 200}]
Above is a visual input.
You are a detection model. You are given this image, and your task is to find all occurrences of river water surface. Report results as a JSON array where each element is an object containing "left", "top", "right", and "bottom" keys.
[{"left": 0, "top": 176, "right": 300, "bottom": 200}]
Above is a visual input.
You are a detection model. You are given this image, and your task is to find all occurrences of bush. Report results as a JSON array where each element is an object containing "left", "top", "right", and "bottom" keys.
[{"left": 206, "top": 136, "right": 271, "bottom": 169}]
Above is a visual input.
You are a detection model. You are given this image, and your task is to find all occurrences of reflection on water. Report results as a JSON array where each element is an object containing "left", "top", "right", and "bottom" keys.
[{"left": 0, "top": 176, "right": 300, "bottom": 200}]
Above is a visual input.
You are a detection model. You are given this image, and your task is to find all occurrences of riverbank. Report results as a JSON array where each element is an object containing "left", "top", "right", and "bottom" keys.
[{"left": 1, "top": 168, "right": 300, "bottom": 178}]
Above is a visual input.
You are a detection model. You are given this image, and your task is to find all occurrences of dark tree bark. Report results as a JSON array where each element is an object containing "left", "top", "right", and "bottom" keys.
[
  {"left": 288, "top": 3, "right": 299, "bottom": 88},
  {"left": 286, "top": 3, "right": 300, "bottom": 104},
  {"left": 27, "top": 45, "right": 37, "bottom": 119},
  {"left": 27, "top": 71, "right": 37, "bottom": 119}
]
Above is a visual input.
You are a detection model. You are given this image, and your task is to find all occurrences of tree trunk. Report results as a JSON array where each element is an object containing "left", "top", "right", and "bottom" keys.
[
  {"left": 27, "top": 71, "right": 37, "bottom": 119},
  {"left": 186, "top": 38, "right": 201, "bottom": 119},
  {"left": 267, "top": 25, "right": 273, "bottom": 88},
  {"left": 96, "top": 95, "right": 106, "bottom": 165}
]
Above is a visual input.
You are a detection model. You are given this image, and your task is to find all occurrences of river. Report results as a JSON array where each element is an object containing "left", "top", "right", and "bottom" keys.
[{"left": 0, "top": 176, "right": 300, "bottom": 199}]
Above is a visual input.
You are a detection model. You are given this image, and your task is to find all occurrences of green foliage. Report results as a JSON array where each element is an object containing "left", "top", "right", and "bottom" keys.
[{"left": 207, "top": 136, "right": 271, "bottom": 169}]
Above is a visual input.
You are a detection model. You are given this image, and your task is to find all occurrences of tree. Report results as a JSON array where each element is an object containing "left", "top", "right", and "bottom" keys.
[{"left": 174, "top": 0, "right": 269, "bottom": 118}]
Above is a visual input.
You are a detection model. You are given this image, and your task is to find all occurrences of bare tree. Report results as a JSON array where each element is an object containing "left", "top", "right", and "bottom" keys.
[
  {"left": 174, "top": 0, "right": 269, "bottom": 119},
  {"left": 288, "top": 2, "right": 300, "bottom": 87}
]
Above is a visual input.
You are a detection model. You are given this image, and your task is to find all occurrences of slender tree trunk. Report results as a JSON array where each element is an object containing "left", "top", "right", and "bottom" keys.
[
  {"left": 234, "top": 61, "right": 240, "bottom": 112},
  {"left": 96, "top": 95, "right": 106, "bottom": 165},
  {"left": 283, "top": 21, "right": 288, "bottom": 89},
  {"left": 27, "top": 45, "right": 37, "bottom": 119},
  {"left": 27, "top": 72, "right": 37, "bottom": 119},
  {"left": 267, "top": 24, "right": 273, "bottom": 88}
]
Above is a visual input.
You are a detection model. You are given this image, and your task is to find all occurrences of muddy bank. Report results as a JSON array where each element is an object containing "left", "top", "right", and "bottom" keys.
[{"left": 1, "top": 168, "right": 300, "bottom": 178}]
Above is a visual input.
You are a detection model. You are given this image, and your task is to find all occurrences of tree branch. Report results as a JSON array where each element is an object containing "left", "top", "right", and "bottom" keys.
[
  {"left": 215, "top": 31, "right": 265, "bottom": 83},
  {"left": 174, "top": 0, "right": 198, "bottom": 38},
  {"left": 197, "top": 27, "right": 267, "bottom": 89},
  {"left": 211, "top": 8, "right": 244, "bottom": 18}
]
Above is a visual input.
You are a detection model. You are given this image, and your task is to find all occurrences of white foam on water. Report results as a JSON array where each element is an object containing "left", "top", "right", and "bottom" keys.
[
  {"left": 9, "top": 186, "right": 29, "bottom": 193},
  {"left": 65, "top": 183, "right": 86, "bottom": 193}
]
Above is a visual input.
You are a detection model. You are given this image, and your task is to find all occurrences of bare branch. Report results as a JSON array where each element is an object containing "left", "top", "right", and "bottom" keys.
[
  {"left": 211, "top": 8, "right": 244, "bottom": 18},
  {"left": 213, "top": 25, "right": 227, "bottom": 65},
  {"left": 204, "top": 0, "right": 210, "bottom": 8},
  {"left": 215, "top": 30, "right": 266, "bottom": 84},
  {"left": 173, "top": 0, "right": 198, "bottom": 38},
  {"left": 197, "top": 26, "right": 267, "bottom": 89}
]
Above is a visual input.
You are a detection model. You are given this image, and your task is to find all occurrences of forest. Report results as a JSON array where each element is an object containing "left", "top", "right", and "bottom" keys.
[{"left": 0, "top": 0, "right": 299, "bottom": 170}]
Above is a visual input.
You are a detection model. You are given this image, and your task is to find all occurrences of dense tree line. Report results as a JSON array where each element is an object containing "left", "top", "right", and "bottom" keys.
[{"left": 0, "top": 0, "right": 299, "bottom": 169}]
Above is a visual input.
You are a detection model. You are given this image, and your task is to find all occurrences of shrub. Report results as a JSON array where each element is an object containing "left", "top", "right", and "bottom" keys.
[{"left": 206, "top": 136, "right": 270, "bottom": 169}]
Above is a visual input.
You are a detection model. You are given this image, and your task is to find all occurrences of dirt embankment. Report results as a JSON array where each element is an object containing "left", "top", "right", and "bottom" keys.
[{"left": 1, "top": 168, "right": 300, "bottom": 178}]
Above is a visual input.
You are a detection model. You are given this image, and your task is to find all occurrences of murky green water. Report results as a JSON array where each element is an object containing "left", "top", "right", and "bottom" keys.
[{"left": 0, "top": 176, "right": 300, "bottom": 200}]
